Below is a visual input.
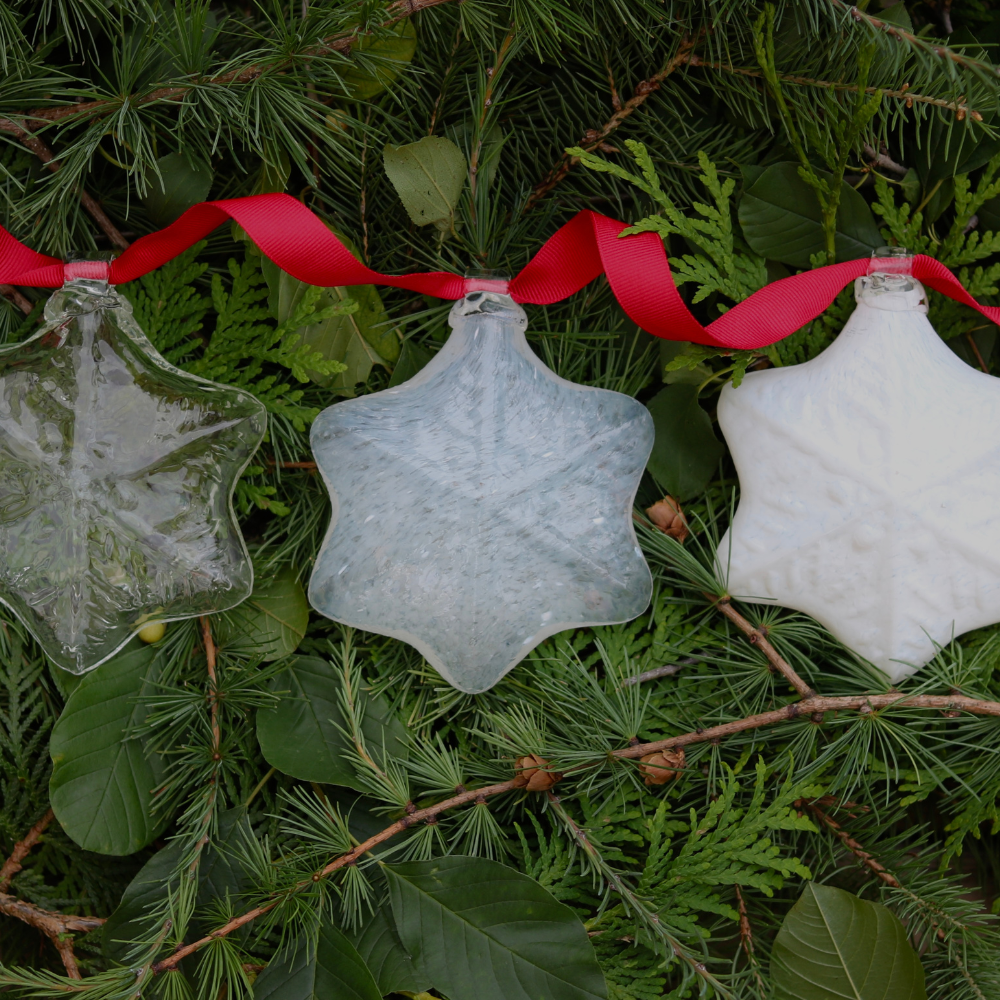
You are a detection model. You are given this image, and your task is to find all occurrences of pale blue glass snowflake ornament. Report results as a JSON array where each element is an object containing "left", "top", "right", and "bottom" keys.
[
  {"left": 308, "top": 284, "right": 654, "bottom": 693},
  {"left": 0, "top": 274, "right": 266, "bottom": 673}
]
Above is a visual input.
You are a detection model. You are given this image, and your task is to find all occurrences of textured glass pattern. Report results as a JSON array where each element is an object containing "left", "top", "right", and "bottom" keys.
[
  {"left": 719, "top": 274, "right": 1000, "bottom": 681},
  {"left": 309, "top": 291, "right": 653, "bottom": 693},
  {"left": 0, "top": 278, "right": 266, "bottom": 673}
]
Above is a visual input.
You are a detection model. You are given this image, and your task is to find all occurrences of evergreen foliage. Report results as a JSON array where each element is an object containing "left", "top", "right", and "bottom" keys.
[{"left": 4, "top": 2, "right": 1000, "bottom": 999}]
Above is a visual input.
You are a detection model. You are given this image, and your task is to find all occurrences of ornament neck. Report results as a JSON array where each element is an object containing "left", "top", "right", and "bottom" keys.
[{"left": 856, "top": 246, "right": 927, "bottom": 313}]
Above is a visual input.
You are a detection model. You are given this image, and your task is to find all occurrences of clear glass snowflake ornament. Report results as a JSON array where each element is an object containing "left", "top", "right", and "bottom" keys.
[
  {"left": 308, "top": 283, "right": 654, "bottom": 693},
  {"left": 0, "top": 273, "right": 266, "bottom": 673},
  {"left": 718, "top": 247, "right": 1000, "bottom": 681}
]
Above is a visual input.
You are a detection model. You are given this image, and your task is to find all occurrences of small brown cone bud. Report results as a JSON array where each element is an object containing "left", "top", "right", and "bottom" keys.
[
  {"left": 515, "top": 754, "right": 562, "bottom": 792},
  {"left": 639, "top": 748, "right": 685, "bottom": 785},
  {"left": 645, "top": 496, "right": 688, "bottom": 543}
]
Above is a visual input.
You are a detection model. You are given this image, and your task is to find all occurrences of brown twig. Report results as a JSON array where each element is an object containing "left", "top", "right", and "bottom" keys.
[
  {"left": 428, "top": 22, "right": 464, "bottom": 137},
  {"left": 0, "top": 122, "right": 130, "bottom": 249},
  {"left": 151, "top": 777, "right": 523, "bottom": 972},
  {"left": 0, "top": 894, "right": 104, "bottom": 979},
  {"left": 829, "top": 0, "right": 995, "bottom": 78},
  {"left": 712, "top": 598, "right": 816, "bottom": 698},
  {"left": 525, "top": 34, "right": 702, "bottom": 211},
  {"left": 469, "top": 30, "right": 516, "bottom": 216},
  {"left": 801, "top": 798, "right": 901, "bottom": 887},
  {"left": 0, "top": 809, "right": 54, "bottom": 892},
  {"left": 0, "top": 810, "right": 105, "bottom": 977},
  {"left": 687, "top": 56, "right": 984, "bottom": 121},
  {"left": 200, "top": 617, "right": 220, "bottom": 759},
  {"left": 0, "top": 285, "right": 33, "bottom": 316},
  {"left": 621, "top": 657, "right": 702, "bottom": 686},
  {"left": 967, "top": 332, "right": 990, "bottom": 373},
  {"left": 734, "top": 884, "right": 767, "bottom": 995}
]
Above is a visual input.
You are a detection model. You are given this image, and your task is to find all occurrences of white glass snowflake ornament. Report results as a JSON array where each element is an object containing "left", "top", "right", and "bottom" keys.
[
  {"left": 309, "top": 284, "right": 654, "bottom": 693},
  {"left": 718, "top": 248, "right": 1000, "bottom": 682},
  {"left": 0, "top": 275, "right": 266, "bottom": 673}
]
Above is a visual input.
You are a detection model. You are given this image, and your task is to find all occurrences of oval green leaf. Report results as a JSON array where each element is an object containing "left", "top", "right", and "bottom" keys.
[
  {"left": 645, "top": 383, "right": 724, "bottom": 500},
  {"left": 384, "top": 856, "right": 607, "bottom": 1000},
  {"left": 49, "top": 646, "right": 166, "bottom": 856},
  {"left": 738, "top": 162, "right": 881, "bottom": 267},
  {"left": 383, "top": 135, "right": 466, "bottom": 229},
  {"left": 340, "top": 19, "right": 416, "bottom": 101},
  {"left": 256, "top": 655, "right": 408, "bottom": 789},
  {"left": 387, "top": 337, "right": 434, "bottom": 388},
  {"left": 102, "top": 840, "right": 184, "bottom": 962},
  {"left": 215, "top": 565, "right": 308, "bottom": 661},
  {"left": 351, "top": 903, "right": 431, "bottom": 996},
  {"left": 102, "top": 808, "right": 250, "bottom": 962},
  {"left": 252, "top": 921, "right": 381, "bottom": 1000},
  {"left": 771, "top": 882, "right": 927, "bottom": 1000},
  {"left": 142, "top": 152, "right": 214, "bottom": 226}
]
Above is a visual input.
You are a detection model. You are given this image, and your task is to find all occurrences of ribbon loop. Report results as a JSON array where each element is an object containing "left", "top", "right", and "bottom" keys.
[
  {"left": 64, "top": 261, "right": 111, "bottom": 282},
  {"left": 463, "top": 277, "right": 510, "bottom": 294}
]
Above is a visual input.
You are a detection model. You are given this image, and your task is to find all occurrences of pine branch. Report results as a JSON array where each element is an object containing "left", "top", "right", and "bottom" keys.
[
  {"left": 10, "top": 0, "right": 457, "bottom": 133},
  {"left": 146, "top": 636, "right": 1000, "bottom": 973},
  {"left": 0, "top": 122, "right": 129, "bottom": 249},
  {"left": 150, "top": 776, "right": 524, "bottom": 973},
  {"left": 734, "top": 883, "right": 766, "bottom": 996},
  {"left": 525, "top": 33, "right": 702, "bottom": 211},
  {"left": 828, "top": 0, "right": 1000, "bottom": 79},
  {"left": 800, "top": 797, "right": 901, "bottom": 888},
  {"left": 546, "top": 790, "right": 732, "bottom": 997},
  {"left": 687, "top": 55, "right": 985, "bottom": 121},
  {"left": 712, "top": 598, "right": 815, "bottom": 698}
]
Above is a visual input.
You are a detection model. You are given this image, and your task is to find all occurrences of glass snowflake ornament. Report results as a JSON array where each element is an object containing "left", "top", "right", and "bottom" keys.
[
  {"left": 308, "top": 285, "right": 653, "bottom": 693},
  {"left": 718, "top": 248, "right": 1000, "bottom": 681},
  {"left": 0, "top": 273, "right": 266, "bottom": 673}
]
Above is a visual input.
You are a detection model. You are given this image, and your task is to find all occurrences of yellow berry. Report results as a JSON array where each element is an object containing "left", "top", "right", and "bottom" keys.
[{"left": 138, "top": 621, "right": 166, "bottom": 644}]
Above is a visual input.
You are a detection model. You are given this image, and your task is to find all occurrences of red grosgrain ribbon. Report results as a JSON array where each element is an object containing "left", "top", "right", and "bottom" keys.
[{"left": 2, "top": 192, "right": 1000, "bottom": 351}]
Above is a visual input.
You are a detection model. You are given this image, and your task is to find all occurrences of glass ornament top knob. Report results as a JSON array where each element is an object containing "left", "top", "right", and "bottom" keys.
[
  {"left": 0, "top": 274, "right": 266, "bottom": 673},
  {"left": 308, "top": 289, "right": 654, "bottom": 693}
]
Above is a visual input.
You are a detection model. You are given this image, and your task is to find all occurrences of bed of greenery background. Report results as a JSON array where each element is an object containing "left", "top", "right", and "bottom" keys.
[{"left": 4, "top": 1, "right": 1000, "bottom": 998}]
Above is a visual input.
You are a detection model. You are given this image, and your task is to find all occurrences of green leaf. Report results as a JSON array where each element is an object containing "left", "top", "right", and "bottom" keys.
[
  {"left": 256, "top": 656, "right": 408, "bottom": 789},
  {"left": 771, "top": 883, "right": 927, "bottom": 1000},
  {"left": 738, "top": 162, "right": 881, "bottom": 267},
  {"left": 351, "top": 903, "right": 431, "bottom": 996},
  {"left": 918, "top": 129, "right": 1000, "bottom": 186},
  {"left": 103, "top": 808, "right": 250, "bottom": 962},
  {"left": 261, "top": 254, "right": 399, "bottom": 396},
  {"left": 387, "top": 337, "right": 435, "bottom": 387},
  {"left": 215, "top": 565, "right": 308, "bottom": 661},
  {"left": 340, "top": 19, "right": 416, "bottom": 100},
  {"left": 142, "top": 153, "right": 214, "bottom": 226},
  {"left": 252, "top": 921, "right": 382, "bottom": 1000},
  {"left": 102, "top": 840, "right": 182, "bottom": 962},
  {"left": 645, "top": 384, "right": 724, "bottom": 500},
  {"left": 876, "top": 1, "right": 913, "bottom": 30},
  {"left": 385, "top": 856, "right": 607, "bottom": 1000},
  {"left": 383, "top": 135, "right": 467, "bottom": 230},
  {"left": 978, "top": 194, "right": 1000, "bottom": 235},
  {"left": 49, "top": 647, "right": 166, "bottom": 855}
]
